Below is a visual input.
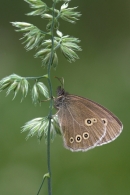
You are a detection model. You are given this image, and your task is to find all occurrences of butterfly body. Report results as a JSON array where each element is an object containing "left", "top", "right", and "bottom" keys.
[{"left": 54, "top": 86, "right": 123, "bottom": 152}]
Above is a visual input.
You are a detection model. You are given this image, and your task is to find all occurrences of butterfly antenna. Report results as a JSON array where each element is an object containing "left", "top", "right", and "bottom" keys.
[{"left": 55, "top": 76, "right": 64, "bottom": 88}]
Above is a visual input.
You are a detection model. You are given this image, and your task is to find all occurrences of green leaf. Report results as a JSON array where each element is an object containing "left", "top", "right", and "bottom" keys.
[
  {"left": 11, "top": 22, "right": 46, "bottom": 51},
  {"left": 36, "top": 82, "right": 49, "bottom": 99},
  {"left": 41, "top": 14, "right": 53, "bottom": 19},
  {"left": 20, "top": 79, "right": 29, "bottom": 100},
  {"left": 6, "top": 81, "right": 18, "bottom": 96},
  {"left": 52, "top": 115, "right": 61, "bottom": 135},
  {"left": 54, "top": 0, "right": 71, "bottom": 2},
  {"left": 35, "top": 48, "right": 51, "bottom": 58},
  {"left": 13, "top": 82, "right": 21, "bottom": 100},
  {"left": 23, "top": 117, "right": 48, "bottom": 140},
  {"left": 21, "top": 115, "right": 61, "bottom": 141},
  {"left": 60, "top": 5, "right": 81, "bottom": 23},
  {"left": 32, "top": 83, "right": 40, "bottom": 104},
  {"left": 52, "top": 53, "right": 58, "bottom": 69}
]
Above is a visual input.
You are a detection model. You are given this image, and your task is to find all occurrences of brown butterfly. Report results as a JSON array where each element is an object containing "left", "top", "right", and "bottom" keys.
[{"left": 54, "top": 86, "right": 123, "bottom": 152}]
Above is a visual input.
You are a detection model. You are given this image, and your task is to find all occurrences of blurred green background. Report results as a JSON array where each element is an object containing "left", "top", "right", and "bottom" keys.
[{"left": 0, "top": 0, "right": 129, "bottom": 194}]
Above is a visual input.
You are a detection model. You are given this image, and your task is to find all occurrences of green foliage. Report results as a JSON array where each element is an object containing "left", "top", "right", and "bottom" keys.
[
  {"left": 22, "top": 117, "right": 48, "bottom": 140},
  {"left": 0, "top": 74, "right": 49, "bottom": 103},
  {"left": 60, "top": 3, "right": 81, "bottom": 23},
  {"left": 21, "top": 115, "right": 61, "bottom": 140},
  {"left": 11, "top": 0, "right": 81, "bottom": 68},
  {"left": 0, "top": 0, "right": 81, "bottom": 142},
  {"left": 24, "top": 0, "right": 49, "bottom": 16},
  {"left": 0, "top": 1, "right": 81, "bottom": 194},
  {"left": 0, "top": 74, "right": 29, "bottom": 101},
  {"left": 32, "top": 81, "right": 49, "bottom": 104}
]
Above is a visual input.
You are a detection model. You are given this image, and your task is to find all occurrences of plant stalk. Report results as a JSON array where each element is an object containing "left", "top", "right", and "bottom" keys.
[{"left": 47, "top": 1, "right": 56, "bottom": 195}]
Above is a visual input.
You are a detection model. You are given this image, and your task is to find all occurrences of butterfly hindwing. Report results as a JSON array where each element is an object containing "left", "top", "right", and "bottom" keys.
[
  {"left": 69, "top": 95, "right": 123, "bottom": 146},
  {"left": 57, "top": 96, "right": 106, "bottom": 151},
  {"left": 54, "top": 87, "right": 123, "bottom": 152}
]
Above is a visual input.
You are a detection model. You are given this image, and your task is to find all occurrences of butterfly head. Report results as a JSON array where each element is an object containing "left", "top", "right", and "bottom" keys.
[
  {"left": 54, "top": 86, "right": 69, "bottom": 109},
  {"left": 57, "top": 86, "right": 68, "bottom": 97}
]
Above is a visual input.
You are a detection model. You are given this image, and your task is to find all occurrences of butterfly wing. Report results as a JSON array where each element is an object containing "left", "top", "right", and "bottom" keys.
[
  {"left": 69, "top": 95, "right": 123, "bottom": 146},
  {"left": 56, "top": 95, "right": 106, "bottom": 151}
]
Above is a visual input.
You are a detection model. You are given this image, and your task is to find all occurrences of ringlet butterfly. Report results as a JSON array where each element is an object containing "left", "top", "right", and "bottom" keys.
[{"left": 54, "top": 86, "right": 123, "bottom": 152}]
